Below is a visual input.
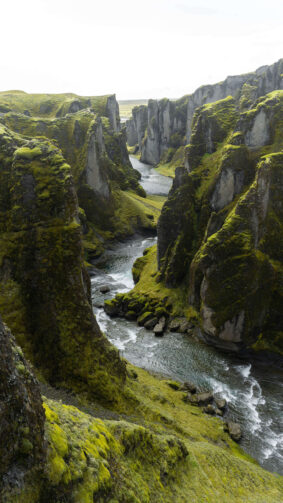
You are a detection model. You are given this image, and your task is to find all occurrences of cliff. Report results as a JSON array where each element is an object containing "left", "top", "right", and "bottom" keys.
[
  {"left": 0, "top": 91, "right": 156, "bottom": 260},
  {"left": 0, "top": 91, "right": 282, "bottom": 503},
  {"left": 157, "top": 89, "right": 283, "bottom": 354},
  {"left": 0, "top": 123, "right": 126, "bottom": 399},
  {"left": 0, "top": 318, "right": 45, "bottom": 500},
  {"left": 126, "top": 58, "right": 283, "bottom": 166},
  {"left": 111, "top": 87, "right": 283, "bottom": 356}
]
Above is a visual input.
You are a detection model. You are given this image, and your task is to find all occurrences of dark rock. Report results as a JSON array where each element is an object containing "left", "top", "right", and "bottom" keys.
[
  {"left": 0, "top": 318, "right": 46, "bottom": 496},
  {"left": 104, "top": 300, "right": 119, "bottom": 317},
  {"left": 225, "top": 422, "right": 242, "bottom": 442},
  {"left": 215, "top": 408, "right": 223, "bottom": 416},
  {"left": 203, "top": 404, "right": 216, "bottom": 415},
  {"left": 100, "top": 285, "right": 111, "bottom": 293},
  {"left": 168, "top": 318, "right": 181, "bottom": 332},
  {"left": 180, "top": 381, "right": 197, "bottom": 394},
  {"left": 137, "top": 311, "right": 155, "bottom": 326},
  {"left": 188, "top": 391, "right": 214, "bottom": 406},
  {"left": 215, "top": 398, "right": 227, "bottom": 410},
  {"left": 125, "top": 310, "right": 137, "bottom": 321},
  {"left": 93, "top": 302, "right": 104, "bottom": 308},
  {"left": 144, "top": 317, "right": 158, "bottom": 330}
]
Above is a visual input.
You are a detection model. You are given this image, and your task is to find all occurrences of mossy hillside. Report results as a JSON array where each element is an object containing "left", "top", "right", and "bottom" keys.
[
  {"left": 0, "top": 126, "right": 126, "bottom": 401},
  {"left": 156, "top": 146, "right": 185, "bottom": 178},
  {"left": 131, "top": 91, "right": 283, "bottom": 353},
  {"left": 0, "top": 90, "right": 111, "bottom": 119},
  {"left": 118, "top": 99, "right": 148, "bottom": 119},
  {"left": 186, "top": 96, "right": 237, "bottom": 171},
  {"left": 106, "top": 245, "right": 198, "bottom": 324},
  {"left": 1, "top": 109, "right": 141, "bottom": 193},
  {"left": 192, "top": 152, "right": 283, "bottom": 352},
  {"left": 9, "top": 365, "right": 283, "bottom": 502},
  {"left": 0, "top": 99, "right": 157, "bottom": 260}
]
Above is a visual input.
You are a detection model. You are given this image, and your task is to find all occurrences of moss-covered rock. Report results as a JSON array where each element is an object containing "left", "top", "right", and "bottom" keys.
[
  {"left": 0, "top": 317, "right": 45, "bottom": 501},
  {"left": 130, "top": 90, "right": 283, "bottom": 355},
  {"left": 126, "top": 59, "right": 283, "bottom": 167},
  {"left": 0, "top": 124, "right": 126, "bottom": 400},
  {"left": 0, "top": 91, "right": 154, "bottom": 260}
]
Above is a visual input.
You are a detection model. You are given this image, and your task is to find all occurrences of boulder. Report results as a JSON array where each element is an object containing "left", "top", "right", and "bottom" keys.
[
  {"left": 180, "top": 381, "right": 197, "bottom": 394},
  {"left": 215, "top": 398, "right": 227, "bottom": 410},
  {"left": 144, "top": 317, "right": 158, "bottom": 330},
  {"left": 215, "top": 408, "right": 223, "bottom": 416},
  {"left": 203, "top": 404, "right": 216, "bottom": 415},
  {"left": 168, "top": 318, "right": 181, "bottom": 332},
  {"left": 225, "top": 422, "right": 242, "bottom": 442},
  {"left": 137, "top": 311, "right": 155, "bottom": 326},
  {"left": 104, "top": 300, "right": 119, "bottom": 317},
  {"left": 178, "top": 319, "right": 193, "bottom": 333},
  {"left": 125, "top": 310, "right": 137, "bottom": 321},
  {"left": 153, "top": 317, "right": 166, "bottom": 336},
  {"left": 100, "top": 285, "right": 110, "bottom": 293},
  {"left": 187, "top": 391, "right": 214, "bottom": 406}
]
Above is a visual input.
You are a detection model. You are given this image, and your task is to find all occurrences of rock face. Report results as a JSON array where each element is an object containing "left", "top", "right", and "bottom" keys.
[
  {"left": 156, "top": 88, "right": 283, "bottom": 355},
  {"left": 0, "top": 124, "right": 126, "bottom": 399},
  {"left": 126, "top": 59, "right": 283, "bottom": 165},
  {"left": 0, "top": 91, "right": 152, "bottom": 258},
  {"left": 0, "top": 318, "right": 45, "bottom": 499}
]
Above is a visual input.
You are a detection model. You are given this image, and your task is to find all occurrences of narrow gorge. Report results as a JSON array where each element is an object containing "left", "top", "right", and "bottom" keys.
[{"left": 0, "top": 59, "right": 282, "bottom": 503}]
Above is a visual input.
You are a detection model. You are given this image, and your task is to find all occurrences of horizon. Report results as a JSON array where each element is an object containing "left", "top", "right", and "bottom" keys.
[{"left": 0, "top": 0, "right": 282, "bottom": 100}]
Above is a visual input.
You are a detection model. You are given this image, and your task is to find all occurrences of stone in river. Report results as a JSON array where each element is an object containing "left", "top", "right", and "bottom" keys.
[
  {"left": 153, "top": 317, "right": 166, "bottom": 336},
  {"left": 100, "top": 285, "right": 111, "bottom": 293},
  {"left": 225, "top": 422, "right": 242, "bottom": 442}
]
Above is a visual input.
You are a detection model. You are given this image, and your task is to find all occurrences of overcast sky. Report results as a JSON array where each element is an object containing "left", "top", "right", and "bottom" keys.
[{"left": 1, "top": 0, "right": 282, "bottom": 100}]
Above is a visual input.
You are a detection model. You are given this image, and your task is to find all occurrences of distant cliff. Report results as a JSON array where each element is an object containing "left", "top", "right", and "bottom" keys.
[{"left": 126, "top": 59, "right": 283, "bottom": 166}]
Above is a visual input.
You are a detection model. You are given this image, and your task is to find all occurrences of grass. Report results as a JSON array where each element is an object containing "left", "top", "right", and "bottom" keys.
[{"left": 118, "top": 99, "right": 148, "bottom": 119}]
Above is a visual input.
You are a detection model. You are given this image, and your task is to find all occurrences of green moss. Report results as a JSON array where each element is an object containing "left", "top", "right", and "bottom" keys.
[{"left": 14, "top": 146, "right": 42, "bottom": 160}]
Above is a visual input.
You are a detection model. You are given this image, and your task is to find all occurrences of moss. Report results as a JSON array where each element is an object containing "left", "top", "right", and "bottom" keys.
[
  {"left": 187, "top": 96, "right": 237, "bottom": 170},
  {"left": 38, "top": 371, "right": 283, "bottom": 503},
  {"left": 157, "top": 146, "right": 185, "bottom": 178},
  {"left": 14, "top": 146, "right": 42, "bottom": 160},
  {"left": 0, "top": 128, "right": 126, "bottom": 402}
]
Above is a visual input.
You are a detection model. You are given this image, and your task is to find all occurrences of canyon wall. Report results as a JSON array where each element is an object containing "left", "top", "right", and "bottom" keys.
[{"left": 126, "top": 59, "right": 283, "bottom": 166}]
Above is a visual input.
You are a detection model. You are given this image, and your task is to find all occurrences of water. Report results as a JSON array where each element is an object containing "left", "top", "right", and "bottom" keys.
[
  {"left": 91, "top": 157, "right": 283, "bottom": 475},
  {"left": 130, "top": 155, "right": 172, "bottom": 195}
]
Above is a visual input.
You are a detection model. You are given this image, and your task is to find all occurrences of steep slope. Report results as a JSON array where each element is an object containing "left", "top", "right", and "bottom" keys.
[
  {"left": 110, "top": 90, "right": 283, "bottom": 356},
  {"left": 1, "top": 319, "right": 283, "bottom": 502},
  {"left": 0, "top": 92, "right": 156, "bottom": 260},
  {"left": 0, "top": 123, "right": 126, "bottom": 399},
  {"left": 126, "top": 58, "right": 283, "bottom": 166},
  {"left": 159, "top": 90, "right": 283, "bottom": 354},
  {"left": 0, "top": 318, "right": 45, "bottom": 501}
]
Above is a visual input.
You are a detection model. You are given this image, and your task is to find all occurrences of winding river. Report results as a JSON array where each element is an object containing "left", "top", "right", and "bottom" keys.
[{"left": 91, "top": 156, "right": 283, "bottom": 475}]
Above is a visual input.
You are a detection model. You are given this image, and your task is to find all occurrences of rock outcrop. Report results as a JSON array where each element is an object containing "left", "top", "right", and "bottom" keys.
[
  {"left": 126, "top": 59, "right": 283, "bottom": 166},
  {"left": 0, "top": 124, "right": 126, "bottom": 399},
  {"left": 156, "top": 89, "right": 283, "bottom": 354},
  {"left": 0, "top": 91, "right": 155, "bottom": 259},
  {"left": 0, "top": 318, "right": 45, "bottom": 500}
]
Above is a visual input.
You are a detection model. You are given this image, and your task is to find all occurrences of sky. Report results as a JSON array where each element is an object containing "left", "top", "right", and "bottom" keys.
[{"left": 0, "top": 0, "right": 282, "bottom": 100}]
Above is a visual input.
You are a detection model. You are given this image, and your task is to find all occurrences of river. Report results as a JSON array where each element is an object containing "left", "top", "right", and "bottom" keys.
[{"left": 91, "top": 156, "right": 283, "bottom": 475}]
